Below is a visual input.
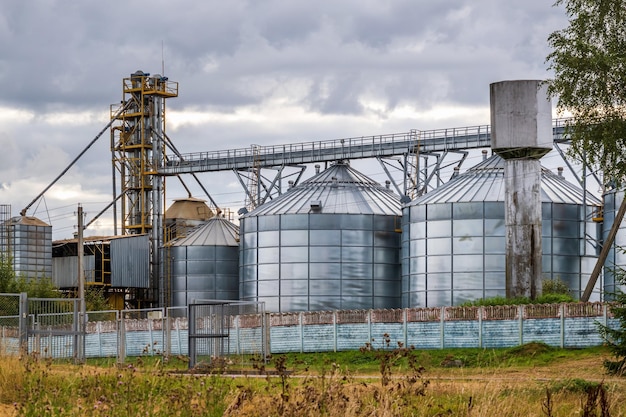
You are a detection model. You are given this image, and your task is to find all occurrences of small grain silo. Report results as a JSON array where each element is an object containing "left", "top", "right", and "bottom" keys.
[
  {"left": 402, "top": 154, "right": 602, "bottom": 307},
  {"left": 168, "top": 217, "right": 240, "bottom": 307},
  {"left": 239, "top": 161, "right": 402, "bottom": 312},
  {"left": 1, "top": 215, "right": 52, "bottom": 279}
]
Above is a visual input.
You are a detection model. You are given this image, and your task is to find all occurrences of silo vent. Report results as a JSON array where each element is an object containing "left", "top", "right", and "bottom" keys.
[
  {"left": 385, "top": 180, "right": 391, "bottom": 189},
  {"left": 315, "top": 164, "right": 320, "bottom": 174},
  {"left": 557, "top": 167, "right": 564, "bottom": 177},
  {"left": 331, "top": 177, "right": 338, "bottom": 188},
  {"left": 310, "top": 200, "right": 322, "bottom": 211},
  {"left": 288, "top": 180, "right": 294, "bottom": 189}
]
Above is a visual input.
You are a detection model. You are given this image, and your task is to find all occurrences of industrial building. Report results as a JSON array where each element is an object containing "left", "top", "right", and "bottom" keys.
[{"left": 2, "top": 74, "right": 622, "bottom": 312}]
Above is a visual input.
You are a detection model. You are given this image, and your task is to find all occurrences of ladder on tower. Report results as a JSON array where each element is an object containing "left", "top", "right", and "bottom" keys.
[{"left": 245, "top": 145, "right": 262, "bottom": 210}]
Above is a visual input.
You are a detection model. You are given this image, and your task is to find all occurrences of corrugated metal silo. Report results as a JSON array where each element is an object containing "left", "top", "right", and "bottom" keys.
[
  {"left": 402, "top": 154, "right": 602, "bottom": 307},
  {"left": 239, "top": 161, "right": 402, "bottom": 312},
  {"left": 168, "top": 217, "right": 239, "bottom": 307},
  {"left": 602, "top": 187, "right": 626, "bottom": 298},
  {"left": 1, "top": 216, "right": 52, "bottom": 279}
]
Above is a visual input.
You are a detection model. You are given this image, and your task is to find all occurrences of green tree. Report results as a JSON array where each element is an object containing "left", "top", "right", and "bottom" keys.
[
  {"left": 547, "top": 0, "right": 626, "bottom": 376},
  {"left": 0, "top": 255, "right": 15, "bottom": 293},
  {"left": 85, "top": 286, "right": 111, "bottom": 311},
  {"left": 546, "top": 0, "right": 626, "bottom": 181},
  {"left": 599, "top": 275, "right": 626, "bottom": 375}
]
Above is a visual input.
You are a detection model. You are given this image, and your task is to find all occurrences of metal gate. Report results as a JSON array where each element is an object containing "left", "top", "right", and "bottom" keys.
[
  {"left": 188, "top": 300, "right": 266, "bottom": 369},
  {"left": 27, "top": 297, "right": 84, "bottom": 362},
  {"left": 0, "top": 293, "right": 25, "bottom": 355}
]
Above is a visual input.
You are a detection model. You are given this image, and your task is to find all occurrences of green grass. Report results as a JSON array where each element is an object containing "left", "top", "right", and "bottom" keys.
[
  {"left": 256, "top": 343, "right": 609, "bottom": 375},
  {"left": 1, "top": 344, "right": 619, "bottom": 416},
  {"left": 82, "top": 343, "right": 608, "bottom": 374}
]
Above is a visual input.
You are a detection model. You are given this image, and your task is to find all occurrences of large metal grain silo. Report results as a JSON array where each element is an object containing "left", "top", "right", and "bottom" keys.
[
  {"left": 239, "top": 161, "right": 402, "bottom": 312},
  {"left": 402, "top": 154, "right": 602, "bottom": 308},
  {"left": 168, "top": 217, "right": 239, "bottom": 307}
]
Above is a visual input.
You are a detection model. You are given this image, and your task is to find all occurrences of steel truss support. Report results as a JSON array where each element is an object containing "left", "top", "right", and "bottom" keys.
[
  {"left": 377, "top": 150, "right": 469, "bottom": 202},
  {"left": 234, "top": 165, "right": 307, "bottom": 211}
]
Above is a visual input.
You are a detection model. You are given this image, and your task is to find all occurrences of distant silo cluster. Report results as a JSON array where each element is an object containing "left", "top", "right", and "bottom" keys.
[{"left": 239, "top": 161, "right": 403, "bottom": 312}]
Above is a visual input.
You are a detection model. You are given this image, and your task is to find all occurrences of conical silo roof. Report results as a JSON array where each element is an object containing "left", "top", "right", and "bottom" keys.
[
  {"left": 246, "top": 161, "right": 401, "bottom": 216},
  {"left": 165, "top": 197, "right": 213, "bottom": 221},
  {"left": 170, "top": 217, "right": 239, "bottom": 247},
  {"left": 407, "top": 154, "right": 601, "bottom": 206},
  {"left": 5, "top": 215, "right": 51, "bottom": 227}
]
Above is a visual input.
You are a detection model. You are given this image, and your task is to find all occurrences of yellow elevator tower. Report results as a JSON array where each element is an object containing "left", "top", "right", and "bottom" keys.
[{"left": 110, "top": 70, "right": 178, "bottom": 305}]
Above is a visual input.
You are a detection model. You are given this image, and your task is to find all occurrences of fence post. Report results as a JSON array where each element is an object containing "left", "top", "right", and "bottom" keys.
[
  {"left": 164, "top": 310, "right": 171, "bottom": 359},
  {"left": 440, "top": 307, "right": 445, "bottom": 349},
  {"left": 518, "top": 305, "right": 524, "bottom": 345},
  {"left": 299, "top": 312, "right": 304, "bottom": 354},
  {"left": 333, "top": 311, "right": 337, "bottom": 353},
  {"left": 18, "top": 292, "right": 28, "bottom": 355},
  {"left": 264, "top": 312, "right": 271, "bottom": 358},
  {"left": 235, "top": 315, "right": 240, "bottom": 356},
  {"left": 560, "top": 303, "right": 565, "bottom": 349},
  {"left": 478, "top": 307, "right": 483, "bottom": 348},
  {"left": 403, "top": 308, "right": 408, "bottom": 348},
  {"left": 97, "top": 321, "right": 103, "bottom": 358},
  {"left": 117, "top": 313, "right": 126, "bottom": 365},
  {"left": 367, "top": 310, "right": 372, "bottom": 344}
]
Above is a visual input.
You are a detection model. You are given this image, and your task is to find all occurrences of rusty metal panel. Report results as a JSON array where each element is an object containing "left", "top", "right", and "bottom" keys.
[{"left": 110, "top": 235, "right": 149, "bottom": 288}]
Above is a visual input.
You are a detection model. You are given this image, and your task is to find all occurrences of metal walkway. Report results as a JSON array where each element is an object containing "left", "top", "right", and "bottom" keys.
[{"left": 160, "top": 119, "right": 569, "bottom": 175}]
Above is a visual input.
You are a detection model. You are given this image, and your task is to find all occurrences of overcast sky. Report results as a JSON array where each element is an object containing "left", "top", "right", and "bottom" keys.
[{"left": 0, "top": 0, "right": 570, "bottom": 239}]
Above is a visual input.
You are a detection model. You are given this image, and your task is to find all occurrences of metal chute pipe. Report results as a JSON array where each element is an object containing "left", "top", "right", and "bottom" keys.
[{"left": 20, "top": 101, "right": 133, "bottom": 217}]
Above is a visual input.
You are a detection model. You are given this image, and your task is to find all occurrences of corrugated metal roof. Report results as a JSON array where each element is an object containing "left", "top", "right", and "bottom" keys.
[
  {"left": 244, "top": 162, "right": 401, "bottom": 216},
  {"left": 407, "top": 154, "right": 602, "bottom": 206},
  {"left": 170, "top": 217, "right": 239, "bottom": 247}
]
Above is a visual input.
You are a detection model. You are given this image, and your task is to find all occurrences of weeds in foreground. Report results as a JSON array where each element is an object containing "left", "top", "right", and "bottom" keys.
[{"left": 3, "top": 353, "right": 231, "bottom": 416}]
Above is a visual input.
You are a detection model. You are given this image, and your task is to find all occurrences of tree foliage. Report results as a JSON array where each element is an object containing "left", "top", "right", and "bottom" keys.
[
  {"left": 546, "top": 0, "right": 626, "bottom": 181},
  {"left": 0, "top": 255, "right": 60, "bottom": 298},
  {"left": 599, "top": 274, "right": 626, "bottom": 375}
]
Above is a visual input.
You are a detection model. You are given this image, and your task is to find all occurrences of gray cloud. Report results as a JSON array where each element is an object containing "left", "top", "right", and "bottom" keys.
[{"left": 0, "top": 0, "right": 569, "bottom": 238}]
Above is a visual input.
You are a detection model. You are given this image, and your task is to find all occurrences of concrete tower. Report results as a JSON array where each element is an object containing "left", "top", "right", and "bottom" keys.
[{"left": 490, "top": 80, "right": 552, "bottom": 299}]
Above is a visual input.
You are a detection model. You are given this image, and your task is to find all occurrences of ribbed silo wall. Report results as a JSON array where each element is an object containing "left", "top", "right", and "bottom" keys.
[
  {"left": 240, "top": 213, "right": 401, "bottom": 312},
  {"left": 402, "top": 201, "right": 599, "bottom": 308},
  {"left": 110, "top": 235, "right": 150, "bottom": 288},
  {"left": 542, "top": 202, "right": 600, "bottom": 299},
  {"left": 603, "top": 189, "right": 626, "bottom": 299},
  {"left": 170, "top": 245, "right": 239, "bottom": 307},
  {"left": 11, "top": 222, "right": 52, "bottom": 279}
]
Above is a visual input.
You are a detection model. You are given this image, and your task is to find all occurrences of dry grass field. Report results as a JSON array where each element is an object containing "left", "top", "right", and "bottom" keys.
[{"left": 0, "top": 344, "right": 624, "bottom": 416}]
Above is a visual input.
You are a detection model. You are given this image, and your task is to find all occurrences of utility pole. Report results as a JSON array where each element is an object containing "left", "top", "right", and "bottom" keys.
[{"left": 77, "top": 204, "right": 86, "bottom": 362}]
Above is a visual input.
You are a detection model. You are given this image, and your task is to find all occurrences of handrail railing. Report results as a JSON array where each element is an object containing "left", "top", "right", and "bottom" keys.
[{"left": 160, "top": 118, "right": 571, "bottom": 175}]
